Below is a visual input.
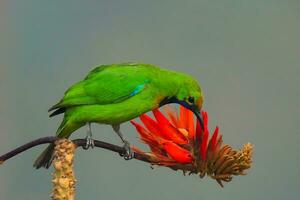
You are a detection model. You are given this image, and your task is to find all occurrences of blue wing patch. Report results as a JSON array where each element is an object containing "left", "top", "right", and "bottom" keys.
[
  {"left": 111, "top": 80, "right": 149, "bottom": 103},
  {"left": 130, "top": 84, "right": 145, "bottom": 97}
]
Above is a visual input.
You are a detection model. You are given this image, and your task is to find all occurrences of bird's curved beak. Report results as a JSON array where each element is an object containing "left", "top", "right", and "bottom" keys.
[
  {"left": 192, "top": 107, "right": 204, "bottom": 130},
  {"left": 159, "top": 96, "right": 204, "bottom": 130},
  {"left": 194, "top": 96, "right": 204, "bottom": 129}
]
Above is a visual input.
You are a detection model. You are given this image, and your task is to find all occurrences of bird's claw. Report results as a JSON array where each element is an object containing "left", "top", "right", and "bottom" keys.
[
  {"left": 120, "top": 141, "right": 134, "bottom": 160},
  {"left": 83, "top": 136, "right": 94, "bottom": 150}
]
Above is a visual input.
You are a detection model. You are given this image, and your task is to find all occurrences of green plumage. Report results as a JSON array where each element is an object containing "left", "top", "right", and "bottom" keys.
[{"left": 34, "top": 63, "right": 203, "bottom": 168}]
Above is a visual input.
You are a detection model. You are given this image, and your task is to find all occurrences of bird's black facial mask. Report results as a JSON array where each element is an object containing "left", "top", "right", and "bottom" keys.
[{"left": 160, "top": 97, "right": 204, "bottom": 130}]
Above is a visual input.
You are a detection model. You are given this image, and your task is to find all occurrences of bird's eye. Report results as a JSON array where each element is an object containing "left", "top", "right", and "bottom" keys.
[{"left": 187, "top": 96, "right": 195, "bottom": 104}]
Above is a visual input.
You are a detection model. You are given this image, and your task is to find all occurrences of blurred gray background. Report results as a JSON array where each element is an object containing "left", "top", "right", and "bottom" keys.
[{"left": 0, "top": 0, "right": 299, "bottom": 199}]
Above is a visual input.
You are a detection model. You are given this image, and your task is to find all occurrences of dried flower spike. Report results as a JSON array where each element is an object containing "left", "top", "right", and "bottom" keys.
[
  {"left": 131, "top": 106, "right": 253, "bottom": 187},
  {"left": 51, "top": 139, "right": 76, "bottom": 200}
]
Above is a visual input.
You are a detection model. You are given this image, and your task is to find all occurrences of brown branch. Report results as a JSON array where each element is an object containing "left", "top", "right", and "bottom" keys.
[{"left": 0, "top": 136, "right": 151, "bottom": 165}]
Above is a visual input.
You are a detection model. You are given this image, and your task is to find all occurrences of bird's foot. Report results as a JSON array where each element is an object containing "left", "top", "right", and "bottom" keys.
[
  {"left": 82, "top": 136, "right": 94, "bottom": 150},
  {"left": 120, "top": 140, "right": 134, "bottom": 160}
]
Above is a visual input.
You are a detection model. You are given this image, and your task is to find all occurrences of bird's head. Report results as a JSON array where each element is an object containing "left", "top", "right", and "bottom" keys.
[
  {"left": 175, "top": 78, "right": 203, "bottom": 111},
  {"left": 160, "top": 74, "right": 204, "bottom": 129}
]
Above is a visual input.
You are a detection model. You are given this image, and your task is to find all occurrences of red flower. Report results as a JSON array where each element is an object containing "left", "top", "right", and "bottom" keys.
[{"left": 131, "top": 106, "right": 253, "bottom": 187}]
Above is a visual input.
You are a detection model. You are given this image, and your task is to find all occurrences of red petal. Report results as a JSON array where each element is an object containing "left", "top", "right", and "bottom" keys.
[
  {"left": 140, "top": 113, "right": 188, "bottom": 144},
  {"left": 177, "top": 106, "right": 195, "bottom": 139},
  {"left": 163, "top": 141, "right": 193, "bottom": 164},
  {"left": 178, "top": 106, "right": 187, "bottom": 129},
  {"left": 199, "top": 111, "right": 209, "bottom": 161},
  {"left": 187, "top": 109, "right": 195, "bottom": 139},
  {"left": 131, "top": 120, "right": 165, "bottom": 156},
  {"left": 131, "top": 120, "right": 152, "bottom": 140},
  {"left": 165, "top": 106, "right": 179, "bottom": 127},
  {"left": 202, "top": 111, "right": 208, "bottom": 132},
  {"left": 153, "top": 109, "right": 172, "bottom": 126},
  {"left": 153, "top": 109, "right": 188, "bottom": 144},
  {"left": 196, "top": 116, "right": 203, "bottom": 135},
  {"left": 130, "top": 121, "right": 157, "bottom": 143},
  {"left": 200, "top": 133, "right": 208, "bottom": 161},
  {"left": 210, "top": 126, "right": 219, "bottom": 152},
  {"left": 159, "top": 124, "right": 188, "bottom": 144},
  {"left": 195, "top": 116, "right": 203, "bottom": 149},
  {"left": 139, "top": 114, "right": 169, "bottom": 139}
]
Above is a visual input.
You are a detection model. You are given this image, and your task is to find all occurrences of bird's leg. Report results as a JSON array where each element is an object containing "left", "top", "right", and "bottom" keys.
[
  {"left": 112, "top": 124, "right": 133, "bottom": 160},
  {"left": 83, "top": 122, "right": 94, "bottom": 150}
]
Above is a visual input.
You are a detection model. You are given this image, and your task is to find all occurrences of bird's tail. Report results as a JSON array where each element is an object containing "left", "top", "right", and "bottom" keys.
[
  {"left": 33, "top": 143, "right": 55, "bottom": 169},
  {"left": 33, "top": 118, "right": 83, "bottom": 169}
]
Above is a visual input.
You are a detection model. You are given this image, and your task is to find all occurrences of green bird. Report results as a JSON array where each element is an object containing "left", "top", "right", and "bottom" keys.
[{"left": 34, "top": 63, "right": 204, "bottom": 169}]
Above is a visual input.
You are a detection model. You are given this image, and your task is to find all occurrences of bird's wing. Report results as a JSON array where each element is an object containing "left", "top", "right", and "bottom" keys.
[{"left": 49, "top": 64, "right": 151, "bottom": 111}]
